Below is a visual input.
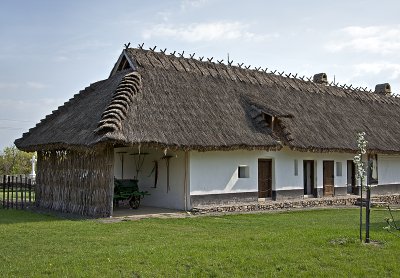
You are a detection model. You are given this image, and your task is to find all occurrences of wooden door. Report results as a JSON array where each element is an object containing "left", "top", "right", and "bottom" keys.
[
  {"left": 323, "top": 161, "right": 334, "bottom": 196},
  {"left": 303, "top": 160, "right": 315, "bottom": 196},
  {"left": 258, "top": 159, "right": 272, "bottom": 198}
]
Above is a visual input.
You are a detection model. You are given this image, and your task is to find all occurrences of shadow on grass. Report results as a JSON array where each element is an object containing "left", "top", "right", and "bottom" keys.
[
  {"left": 0, "top": 206, "right": 96, "bottom": 224},
  {"left": 0, "top": 208, "right": 61, "bottom": 225}
]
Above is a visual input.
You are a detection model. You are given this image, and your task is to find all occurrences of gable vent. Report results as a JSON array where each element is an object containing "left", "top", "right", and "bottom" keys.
[
  {"left": 374, "top": 83, "right": 391, "bottom": 95},
  {"left": 313, "top": 73, "right": 328, "bottom": 85}
]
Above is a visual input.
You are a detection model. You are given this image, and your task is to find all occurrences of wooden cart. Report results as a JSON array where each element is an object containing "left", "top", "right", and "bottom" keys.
[{"left": 113, "top": 179, "right": 149, "bottom": 209}]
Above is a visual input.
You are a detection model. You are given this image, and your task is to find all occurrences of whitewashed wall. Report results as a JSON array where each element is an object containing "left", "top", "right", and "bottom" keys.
[
  {"left": 189, "top": 147, "right": 355, "bottom": 195},
  {"left": 378, "top": 155, "right": 400, "bottom": 184},
  {"left": 114, "top": 147, "right": 188, "bottom": 210},
  {"left": 113, "top": 147, "right": 400, "bottom": 209}
]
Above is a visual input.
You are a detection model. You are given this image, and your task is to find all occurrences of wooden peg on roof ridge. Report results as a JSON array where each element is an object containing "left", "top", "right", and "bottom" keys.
[
  {"left": 170, "top": 51, "right": 176, "bottom": 56},
  {"left": 190, "top": 53, "right": 196, "bottom": 59},
  {"left": 285, "top": 73, "right": 292, "bottom": 78},
  {"left": 228, "top": 60, "right": 233, "bottom": 66},
  {"left": 300, "top": 75, "right": 305, "bottom": 80},
  {"left": 271, "top": 70, "right": 277, "bottom": 74},
  {"left": 293, "top": 73, "right": 298, "bottom": 78},
  {"left": 245, "top": 65, "right": 251, "bottom": 70},
  {"left": 178, "top": 51, "right": 185, "bottom": 57},
  {"left": 255, "top": 66, "right": 261, "bottom": 71},
  {"left": 149, "top": 46, "right": 157, "bottom": 51},
  {"left": 198, "top": 56, "right": 204, "bottom": 61},
  {"left": 217, "top": 59, "right": 224, "bottom": 64},
  {"left": 263, "top": 67, "right": 268, "bottom": 72},
  {"left": 207, "top": 57, "right": 213, "bottom": 62},
  {"left": 160, "top": 48, "right": 167, "bottom": 54},
  {"left": 278, "top": 71, "right": 284, "bottom": 76},
  {"left": 237, "top": 63, "right": 244, "bottom": 68},
  {"left": 138, "top": 43, "right": 144, "bottom": 49},
  {"left": 124, "top": 42, "right": 131, "bottom": 49}
]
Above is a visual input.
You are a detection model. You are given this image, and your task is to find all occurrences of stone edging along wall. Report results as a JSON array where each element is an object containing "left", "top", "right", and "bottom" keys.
[{"left": 190, "top": 194, "right": 400, "bottom": 214}]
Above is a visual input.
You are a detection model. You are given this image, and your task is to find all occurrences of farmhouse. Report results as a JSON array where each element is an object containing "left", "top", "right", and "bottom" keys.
[{"left": 15, "top": 46, "right": 400, "bottom": 217}]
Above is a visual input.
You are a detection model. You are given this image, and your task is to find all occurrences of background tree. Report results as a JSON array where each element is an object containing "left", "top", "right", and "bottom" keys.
[{"left": 0, "top": 145, "right": 34, "bottom": 175}]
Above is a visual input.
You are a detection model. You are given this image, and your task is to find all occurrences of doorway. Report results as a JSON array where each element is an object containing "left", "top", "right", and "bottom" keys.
[
  {"left": 303, "top": 160, "right": 315, "bottom": 196},
  {"left": 323, "top": 161, "right": 334, "bottom": 196},
  {"left": 258, "top": 159, "right": 272, "bottom": 198},
  {"left": 347, "top": 160, "right": 356, "bottom": 194}
]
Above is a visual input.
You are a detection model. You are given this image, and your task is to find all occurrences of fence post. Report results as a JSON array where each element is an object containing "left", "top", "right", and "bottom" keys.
[
  {"left": 11, "top": 176, "right": 15, "bottom": 209},
  {"left": 7, "top": 176, "right": 10, "bottom": 209},
  {"left": 23, "top": 176, "right": 27, "bottom": 209},
  {"left": 16, "top": 176, "right": 20, "bottom": 209},
  {"left": 2, "top": 175, "right": 5, "bottom": 208},
  {"left": 28, "top": 179, "right": 32, "bottom": 205}
]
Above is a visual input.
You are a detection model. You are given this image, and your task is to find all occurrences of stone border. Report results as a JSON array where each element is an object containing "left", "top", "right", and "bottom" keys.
[{"left": 191, "top": 194, "right": 400, "bottom": 214}]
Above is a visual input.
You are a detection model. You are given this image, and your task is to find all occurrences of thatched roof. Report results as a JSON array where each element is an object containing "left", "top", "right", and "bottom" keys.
[{"left": 15, "top": 47, "right": 400, "bottom": 154}]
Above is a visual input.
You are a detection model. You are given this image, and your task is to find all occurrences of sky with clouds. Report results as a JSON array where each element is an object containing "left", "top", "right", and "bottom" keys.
[{"left": 0, "top": 0, "right": 399, "bottom": 150}]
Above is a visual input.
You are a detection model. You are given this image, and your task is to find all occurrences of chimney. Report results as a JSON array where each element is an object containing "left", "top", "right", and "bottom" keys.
[
  {"left": 313, "top": 73, "right": 328, "bottom": 85},
  {"left": 374, "top": 83, "right": 391, "bottom": 95}
]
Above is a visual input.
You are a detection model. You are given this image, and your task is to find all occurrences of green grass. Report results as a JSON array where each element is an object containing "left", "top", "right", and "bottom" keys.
[{"left": 0, "top": 208, "right": 399, "bottom": 277}]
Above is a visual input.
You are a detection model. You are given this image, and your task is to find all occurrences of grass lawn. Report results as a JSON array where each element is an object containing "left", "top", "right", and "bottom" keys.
[{"left": 0, "top": 208, "right": 399, "bottom": 277}]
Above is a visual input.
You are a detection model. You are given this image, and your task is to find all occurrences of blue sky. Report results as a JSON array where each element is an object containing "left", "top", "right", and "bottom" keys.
[{"left": 1, "top": 0, "right": 400, "bottom": 150}]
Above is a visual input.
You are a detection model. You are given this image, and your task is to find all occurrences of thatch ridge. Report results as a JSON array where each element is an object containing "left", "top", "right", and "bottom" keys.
[{"left": 96, "top": 71, "right": 142, "bottom": 134}]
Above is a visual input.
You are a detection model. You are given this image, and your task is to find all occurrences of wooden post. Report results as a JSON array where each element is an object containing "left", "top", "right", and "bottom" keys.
[
  {"left": 359, "top": 174, "right": 363, "bottom": 242},
  {"left": 7, "top": 176, "right": 11, "bottom": 209},
  {"left": 15, "top": 176, "right": 19, "bottom": 209},
  {"left": 365, "top": 187, "right": 371, "bottom": 243},
  {"left": 2, "top": 175, "right": 5, "bottom": 208},
  {"left": 28, "top": 178, "right": 32, "bottom": 205},
  {"left": 11, "top": 176, "right": 15, "bottom": 208}
]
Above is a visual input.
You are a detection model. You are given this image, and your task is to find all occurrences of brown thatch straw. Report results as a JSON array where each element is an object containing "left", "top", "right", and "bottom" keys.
[
  {"left": 36, "top": 145, "right": 113, "bottom": 217},
  {"left": 15, "top": 47, "right": 400, "bottom": 154}
]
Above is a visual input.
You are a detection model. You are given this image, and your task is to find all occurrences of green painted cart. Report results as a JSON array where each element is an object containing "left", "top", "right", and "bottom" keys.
[{"left": 113, "top": 179, "right": 149, "bottom": 209}]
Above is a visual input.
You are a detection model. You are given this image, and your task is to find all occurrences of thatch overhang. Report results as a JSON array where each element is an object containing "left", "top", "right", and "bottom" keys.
[{"left": 15, "top": 47, "right": 400, "bottom": 154}]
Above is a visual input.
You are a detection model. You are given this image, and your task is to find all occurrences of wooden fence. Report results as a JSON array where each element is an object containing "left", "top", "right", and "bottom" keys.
[{"left": 1, "top": 175, "right": 35, "bottom": 209}]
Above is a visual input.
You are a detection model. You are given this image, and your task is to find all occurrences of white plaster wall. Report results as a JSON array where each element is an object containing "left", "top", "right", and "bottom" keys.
[
  {"left": 189, "top": 148, "right": 355, "bottom": 195},
  {"left": 378, "top": 155, "right": 400, "bottom": 185},
  {"left": 114, "top": 147, "right": 188, "bottom": 210}
]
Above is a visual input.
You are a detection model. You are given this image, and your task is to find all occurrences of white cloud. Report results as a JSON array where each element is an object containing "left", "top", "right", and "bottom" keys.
[
  {"left": 142, "top": 21, "right": 278, "bottom": 43},
  {"left": 180, "top": 0, "right": 208, "bottom": 11},
  {"left": 325, "top": 25, "right": 400, "bottom": 55},
  {"left": 353, "top": 62, "right": 400, "bottom": 80},
  {"left": 27, "top": 82, "right": 48, "bottom": 90},
  {"left": 0, "top": 83, "right": 19, "bottom": 90}
]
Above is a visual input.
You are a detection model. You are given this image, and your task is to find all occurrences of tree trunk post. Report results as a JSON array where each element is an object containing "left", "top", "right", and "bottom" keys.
[
  {"left": 359, "top": 176, "right": 363, "bottom": 242},
  {"left": 365, "top": 186, "right": 371, "bottom": 243}
]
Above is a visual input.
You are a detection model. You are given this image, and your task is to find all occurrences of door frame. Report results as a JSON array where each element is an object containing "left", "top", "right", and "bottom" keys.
[{"left": 258, "top": 159, "right": 272, "bottom": 198}]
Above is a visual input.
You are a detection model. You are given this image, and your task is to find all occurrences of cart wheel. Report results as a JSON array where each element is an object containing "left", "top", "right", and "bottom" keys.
[{"left": 129, "top": 196, "right": 141, "bottom": 209}]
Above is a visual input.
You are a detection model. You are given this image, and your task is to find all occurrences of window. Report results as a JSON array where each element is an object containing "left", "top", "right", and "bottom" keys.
[
  {"left": 368, "top": 154, "right": 378, "bottom": 185},
  {"left": 336, "top": 162, "right": 342, "bottom": 176},
  {"left": 238, "top": 166, "right": 249, "bottom": 178},
  {"left": 263, "top": 113, "right": 275, "bottom": 130},
  {"left": 294, "top": 159, "right": 298, "bottom": 176}
]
